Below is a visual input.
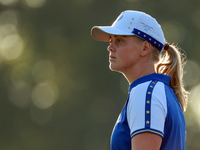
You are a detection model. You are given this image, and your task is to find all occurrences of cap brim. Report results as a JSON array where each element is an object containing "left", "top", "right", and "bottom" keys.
[{"left": 91, "top": 26, "right": 134, "bottom": 42}]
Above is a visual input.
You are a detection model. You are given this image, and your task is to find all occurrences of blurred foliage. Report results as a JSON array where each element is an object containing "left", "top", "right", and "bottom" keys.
[{"left": 0, "top": 0, "right": 199, "bottom": 149}]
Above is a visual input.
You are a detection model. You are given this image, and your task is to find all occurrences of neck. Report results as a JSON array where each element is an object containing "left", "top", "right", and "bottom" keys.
[{"left": 122, "top": 61, "right": 156, "bottom": 85}]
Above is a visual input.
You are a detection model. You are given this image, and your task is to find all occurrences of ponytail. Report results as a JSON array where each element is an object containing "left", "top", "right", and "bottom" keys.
[{"left": 155, "top": 43, "right": 189, "bottom": 111}]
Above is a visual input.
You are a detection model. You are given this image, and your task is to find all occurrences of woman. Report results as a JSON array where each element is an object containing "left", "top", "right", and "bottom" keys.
[{"left": 91, "top": 10, "right": 189, "bottom": 150}]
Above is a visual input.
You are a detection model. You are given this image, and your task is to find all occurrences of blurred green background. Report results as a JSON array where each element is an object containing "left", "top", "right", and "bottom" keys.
[{"left": 0, "top": 0, "right": 200, "bottom": 149}]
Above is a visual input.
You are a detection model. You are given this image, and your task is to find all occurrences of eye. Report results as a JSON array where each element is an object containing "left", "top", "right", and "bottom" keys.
[
  {"left": 117, "top": 38, "right": 123, "bottom": 43},
  {"left": 117, "top": 39, "right": 122, "bottom": 42}
]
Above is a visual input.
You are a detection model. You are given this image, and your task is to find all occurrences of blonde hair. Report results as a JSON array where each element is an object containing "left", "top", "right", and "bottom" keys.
[{"left": 152, "top": 44, "right": 189, "bottom": 112}]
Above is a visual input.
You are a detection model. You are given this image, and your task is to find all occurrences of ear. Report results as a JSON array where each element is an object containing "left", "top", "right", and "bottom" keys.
[{"left": 140, "top": 41, "right": 152, "bottom": 57}]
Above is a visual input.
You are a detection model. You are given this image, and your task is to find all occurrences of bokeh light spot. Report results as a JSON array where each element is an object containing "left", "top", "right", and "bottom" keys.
[
  {"left": 0, "top": 10, "right": 18, "bottom": 26},
  {"left": 0, "top": 34, "right": 24, "bottom": 60},
  {"left": 0, "top": 24, "right": 17, "bottom": 39},
  {"left": 32, "top": 82, "right": 59, "bottom": 109},
  {"left": 0, "top": 0, "right": 18, "bottom": 6},
  {"left": 25, "top": 0, "right": 48, "bottom": 8},
  {"left": 184, "top": 60, "right": 200, "bottom": 87}
]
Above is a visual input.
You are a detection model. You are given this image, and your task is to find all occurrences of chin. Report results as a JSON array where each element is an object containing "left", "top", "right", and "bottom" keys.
[{"left": 109, "top": 64, "right": 121, "bottom": 72}]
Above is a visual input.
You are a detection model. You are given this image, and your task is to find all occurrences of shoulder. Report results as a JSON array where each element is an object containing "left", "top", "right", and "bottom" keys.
[
  {"left": 129, "top": 81, "right": 151, "bottom": 101},
  {"left": 152, "top": 81, "right": 168, "bottom": 106},
  {"left": 127, "top": 81, "right": 168, "bottom": 136},
  {"left": 128, "top": 81, "right": 151, "bottom": 114},
  {"left": 129, "top": 81, "right": 167, "bottom": 104}
]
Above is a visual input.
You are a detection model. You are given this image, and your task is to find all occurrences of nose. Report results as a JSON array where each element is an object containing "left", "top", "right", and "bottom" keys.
[{"left": 107, "top": 43, "right": 115, "bottom": 52}]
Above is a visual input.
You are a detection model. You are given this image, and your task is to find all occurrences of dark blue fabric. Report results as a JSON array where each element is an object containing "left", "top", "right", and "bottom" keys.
[
  {"left": 110, "top": 73, "right": 185, "bottom": 150},
  {"left": 110, "top": 98, "right": 131, "bottom": 150},
  {"left": 132, "top": 29, "right": 164, "bottom": 50}
]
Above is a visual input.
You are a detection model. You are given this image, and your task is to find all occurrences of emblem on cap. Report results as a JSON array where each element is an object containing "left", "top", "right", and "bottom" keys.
[
  {"left": 116, "top": 15, "right": 123, "bottom": 22},
  {"left": 140, "top": 22, "right": 154, "bottom": 32}
]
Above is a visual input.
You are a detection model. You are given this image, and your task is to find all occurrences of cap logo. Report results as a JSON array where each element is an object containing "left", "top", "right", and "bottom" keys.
[
  {"left": 116, "top": 15, "right": 123, "bottom": 22},
  {"left": 140, "top": 22, "right": 153, "bottom": 32}
]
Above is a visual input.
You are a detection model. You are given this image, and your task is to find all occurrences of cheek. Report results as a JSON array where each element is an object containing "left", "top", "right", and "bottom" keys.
[
  {"left": 120, "top": 49, "right": 141, "bottom": 68},
  {"left": 119, "top": 49, "right": 135, "bottom": 62},
  {"left": 120, "top": 53, "right": 130, "bottom": 63}
]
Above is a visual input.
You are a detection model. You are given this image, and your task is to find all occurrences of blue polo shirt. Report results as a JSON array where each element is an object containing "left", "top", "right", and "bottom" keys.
[{"left": 111, "top": 73, "right": 186, "bottom": 150}]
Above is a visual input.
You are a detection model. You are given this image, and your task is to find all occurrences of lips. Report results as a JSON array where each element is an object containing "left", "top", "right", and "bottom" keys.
[
  {"left": 109, "top": 55, "right": 116, "bottom": 58},
  {"left": 109, "top": 55, "right": 116, "bottom": 61}
]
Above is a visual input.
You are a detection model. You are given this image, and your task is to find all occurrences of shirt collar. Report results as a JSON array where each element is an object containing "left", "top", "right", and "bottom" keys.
[{"left": 128, "top": 73, "right": 171, "bottom": 94}]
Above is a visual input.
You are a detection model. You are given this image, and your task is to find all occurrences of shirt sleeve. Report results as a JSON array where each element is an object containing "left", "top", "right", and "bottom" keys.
[{"left": 127, "top": 81, "right": 167, "bottom": 138}]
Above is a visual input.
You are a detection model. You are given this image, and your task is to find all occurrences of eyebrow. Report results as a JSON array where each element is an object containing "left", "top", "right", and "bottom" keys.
[
  {"left": 114, "top": 35, "right": 127, "bottom": 38},
  {"left": 109, "top": 35, "right": 128, "bottom": 41}
]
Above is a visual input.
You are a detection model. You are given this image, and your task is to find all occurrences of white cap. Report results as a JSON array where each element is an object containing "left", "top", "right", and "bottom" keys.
[{"left": 91, "top": 10, "right": 166, "bottom": 51}]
